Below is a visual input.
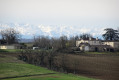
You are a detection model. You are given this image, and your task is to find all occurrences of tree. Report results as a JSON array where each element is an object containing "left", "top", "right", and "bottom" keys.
[
  {"left": 103, "top": 28, "right": 119, "bottom": 41},
  {"left": 51, "top": 38, "right": 61, "bottom": 51},
  {"left": 80, "top": 33, "right": 92, "bottom": 40},
  {"left": 33, "top": 36, "right": 51, "bottom": 49},
  {"left": 68, "top": 36, "right": 76, "bottom": 47},
  {"left": 60, "top": 36, "right": 68, "bottom": 49},
  {"left": 117, "top": 27, "right": 119, "bottom": 32},
  {"left": 0, "top": 28, "right": 20, "bottom": 44},
  {"left": 74, "top": 35, "right": 79, "bottom": 40},
  {"left": 50, "top": 36, "right": 68, "bottom": 51}
]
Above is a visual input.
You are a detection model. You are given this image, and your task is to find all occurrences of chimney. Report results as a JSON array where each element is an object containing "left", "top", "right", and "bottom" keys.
[
  {"left": 96, "top": 37, "right": 98, "bottom": 40},
  {"left": 89, "top": 37, "right": 92, "bottom": 40},
  {"left": 79, "top": 37, "right": 80, "bottom": 40}
]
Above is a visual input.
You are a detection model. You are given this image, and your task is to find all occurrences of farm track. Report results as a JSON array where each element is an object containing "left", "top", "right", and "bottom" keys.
[{"left": 0, "top": 73, "right": 56, "bottom": 80}]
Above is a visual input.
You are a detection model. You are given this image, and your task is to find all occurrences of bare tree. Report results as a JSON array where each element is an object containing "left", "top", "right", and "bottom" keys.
[
  {"left": 33, "top": 36, "right": 51, "bottom": 49},
  {"left": 68, "top": 36, "right": 76, "bottom": 47},
  {"left": 0, "top": 28, "right": 20, "bottom": 44},
  {"left": 60, "top": 36, "right": 68, "bottom": 49},
  {"left": 80, "top": 33, "right": 92, "bottom": 40},
  {"left": 50, "top": 36, "right": 68, "bottom": 51},
  {"left": 51, "top": 38, "right": 61, "bottom": 51}
]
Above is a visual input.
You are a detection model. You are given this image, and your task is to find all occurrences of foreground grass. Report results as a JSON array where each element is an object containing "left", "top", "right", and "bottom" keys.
[
  {"left": 0, "top": 53, "right": 95, "bottom": 80},
  {"left": 3, "top": 73, "right": 94, "bottom": 80},
  {"left": 0, "top": 63, "right": 55, "bottom": 78}
]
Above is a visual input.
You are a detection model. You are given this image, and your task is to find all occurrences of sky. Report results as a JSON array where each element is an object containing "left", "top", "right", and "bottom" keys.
[{"left": 0, "top": 0, "right": 119, "bottom": 39}]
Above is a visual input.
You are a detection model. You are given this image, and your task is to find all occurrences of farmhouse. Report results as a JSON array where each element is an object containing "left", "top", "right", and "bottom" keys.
[
  {"left": 0, "top": 39, "right": 26, "bottom": 49},
  {"left": 0, "top": 44, "right": 22, "bottom": 49},
  {"left": 76, "top": 38, "right": 119, "bottom": 52}
]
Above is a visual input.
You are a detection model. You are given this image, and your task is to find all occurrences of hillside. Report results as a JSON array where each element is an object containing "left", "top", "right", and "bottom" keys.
[{"left": 0, "top": 53, "right": 94, "bottom": 80}]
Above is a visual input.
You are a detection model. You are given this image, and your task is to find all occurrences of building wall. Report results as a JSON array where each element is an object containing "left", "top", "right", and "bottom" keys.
[
  {"left": 88, "top": 40, "right": 101, "bottom": 45},
  {"left": 90, "top": 46, "right": 104, "bottom": 52},
  {"left": 80, "top": 45, "right": 105, "bottom": 52},
  {"left": 114, "top": 42, "right": 119, "bottom": 49},
  {"left": 0, "top": 45, "right": 15, "bottom": 49},
  {"left": 103, "top": 42, "right": 119, "bottom": 48},
  {"left": 103, "top": 42, "right": 114, "bottom": 47},
  {"left": 76, "top": 39, "right": 119, "bottom": 51},
  {"left": 76, "top": 40, "right": 101, "bottom": 47},
  {"left": 84, "top": 46, "right": 90, "bottom": 51},
  {"left": 79, "top": 45, "right": 89, "bottom": 51},
  {"left": 76, "top": 41, "right": 80, "bottom": 47}
]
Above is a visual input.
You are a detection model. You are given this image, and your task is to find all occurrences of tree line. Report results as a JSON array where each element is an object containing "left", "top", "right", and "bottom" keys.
[
  {"left": 33, "top": 35, "right": 78, "bottom": 52},
  {"left": 19, "top": 50, "right": 85, "bottom": 74}
]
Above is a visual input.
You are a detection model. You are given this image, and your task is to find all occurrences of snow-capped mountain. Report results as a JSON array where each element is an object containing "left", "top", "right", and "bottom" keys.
[{"left": 0, "top": 23, "right": 106, "bottom": 39}]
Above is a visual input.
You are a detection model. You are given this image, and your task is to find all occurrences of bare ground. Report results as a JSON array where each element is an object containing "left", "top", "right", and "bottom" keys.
[{"left": 71, "top": 54, "right": 119, "bottom": 80}]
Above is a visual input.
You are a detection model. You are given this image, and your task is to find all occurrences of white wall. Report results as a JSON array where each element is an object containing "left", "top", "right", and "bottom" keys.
[
  {"left": 76, "top": 40, "right": 101, "bottom": 46},
  {"left": 84, "top": 46, "right": 89, "bottom": 51},
  {"left": 103, "top": 42, "right": 119, "bottom": 48},
  {"left": 33, "top": 47, "right": 39, "bottom": 50},
  {"left": 0, "top": 45, "right": 15, "bottom": 49}
]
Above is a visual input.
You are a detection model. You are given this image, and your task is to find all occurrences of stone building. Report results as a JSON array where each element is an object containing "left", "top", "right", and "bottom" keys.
[{"left": 76, "top": 38, "right": 119, "bottom": 52}]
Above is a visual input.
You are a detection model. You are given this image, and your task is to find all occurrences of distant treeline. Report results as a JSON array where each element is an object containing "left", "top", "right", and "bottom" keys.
[
  {"left": 33, "top": 35, "right": 78, "bottom": 51},
  {"left": 33, "top": 33, "right": 94, "bottom": 51}
]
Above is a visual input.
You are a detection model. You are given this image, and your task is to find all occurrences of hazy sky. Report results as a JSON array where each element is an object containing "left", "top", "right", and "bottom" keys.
[{"left": 0, "top": 0, "right": 119, "bottom": 38}]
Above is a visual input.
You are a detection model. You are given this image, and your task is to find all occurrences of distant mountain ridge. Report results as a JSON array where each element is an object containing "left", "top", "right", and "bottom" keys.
[
  {"left": 0, "top": 23, "right": 105, "bottom": 39},
  {"left": 19, "top": 39, "right": 34, "bottom": 43}
]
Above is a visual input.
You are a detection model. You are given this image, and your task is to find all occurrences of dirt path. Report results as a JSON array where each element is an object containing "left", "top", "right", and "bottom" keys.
[{"left": 0, "top": 73, "right": 56, "bottom": 80}]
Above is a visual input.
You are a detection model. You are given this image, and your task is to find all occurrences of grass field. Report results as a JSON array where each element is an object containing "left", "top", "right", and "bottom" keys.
[
  {"left": 0, "top": 49, "right": 22, "bottom": 53},
  {"left": 0, "top": 53, "right": 95, "bottom": 80}
]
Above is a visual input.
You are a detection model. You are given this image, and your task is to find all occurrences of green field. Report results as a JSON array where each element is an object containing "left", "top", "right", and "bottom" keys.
[
  {"left": 0, "top": 53, "right": 95, "bottom": 80},
  {"left": 0, "top": 49, "right": 22, "bottom": 53}
]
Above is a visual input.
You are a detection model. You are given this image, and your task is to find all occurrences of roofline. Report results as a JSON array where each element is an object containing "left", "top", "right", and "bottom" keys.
[
  {"left": 102, "top": 40, "right": 119, "bottom": 42},
  {"left": 76, "top": 40, "right": 119, "bottom": 42}
]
